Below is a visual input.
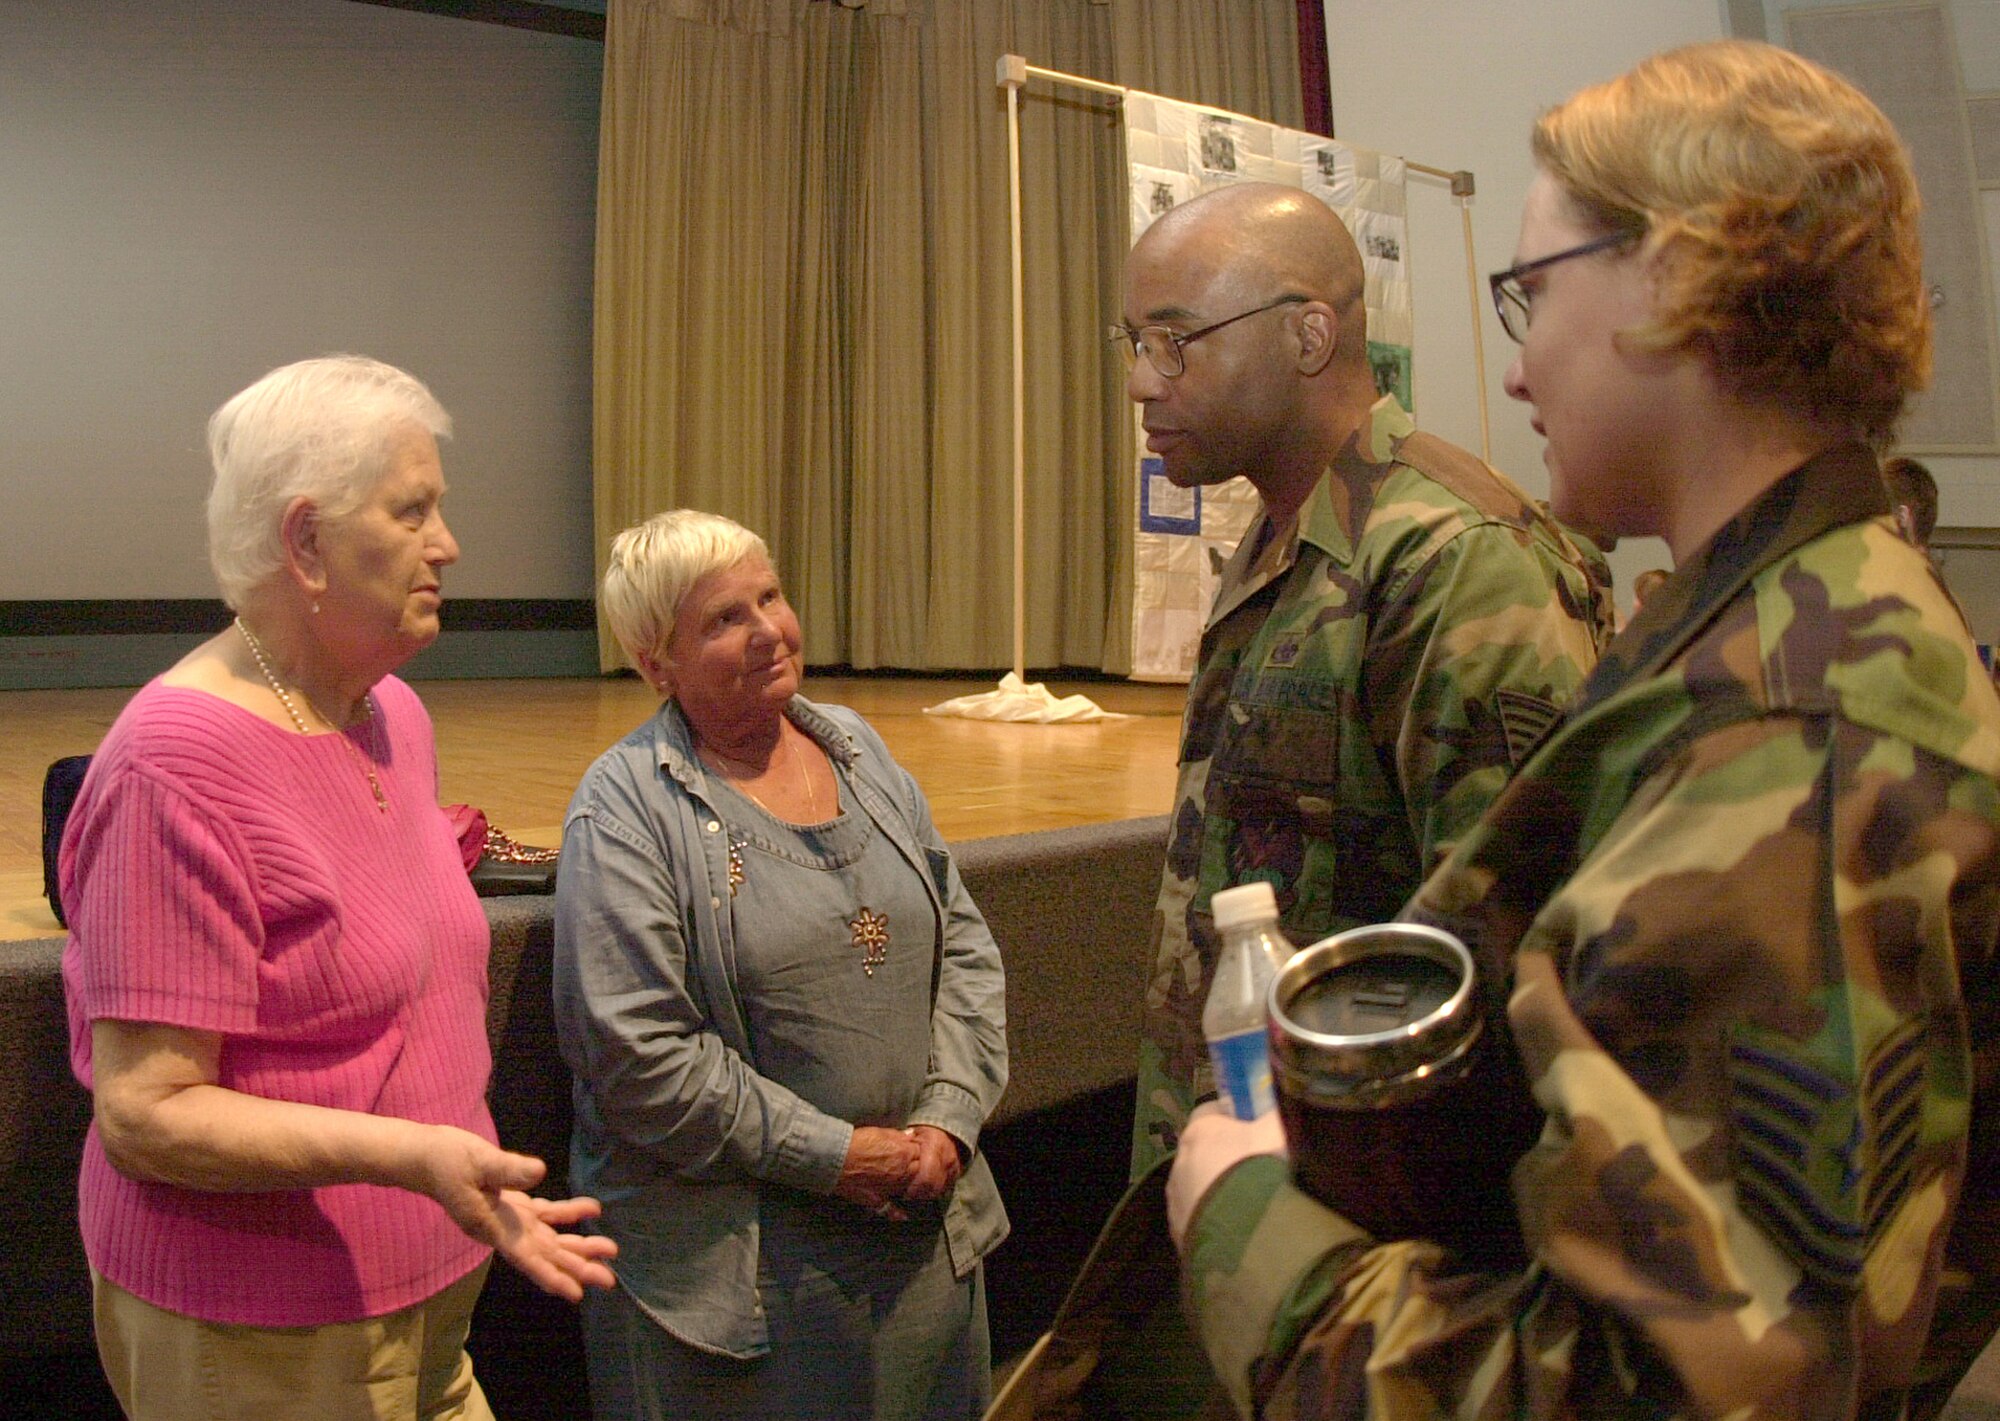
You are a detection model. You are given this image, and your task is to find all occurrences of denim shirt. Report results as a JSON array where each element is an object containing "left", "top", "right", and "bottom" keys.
[{"left": 552, "top": 696, "right": 1009, "bottom": 1358}]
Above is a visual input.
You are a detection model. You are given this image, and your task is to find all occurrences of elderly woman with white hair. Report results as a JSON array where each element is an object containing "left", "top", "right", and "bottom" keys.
[
  {"left": 60, "top": 355, "right": 617, "bottom": 1421},
  {"left": 553, "top": 510, "right": 1009, "bottom": 1421}
]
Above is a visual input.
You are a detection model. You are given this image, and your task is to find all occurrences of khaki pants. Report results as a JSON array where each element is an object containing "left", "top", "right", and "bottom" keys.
[{"left": 91, "top": 1261, "right": 497, "bottom": 1421}]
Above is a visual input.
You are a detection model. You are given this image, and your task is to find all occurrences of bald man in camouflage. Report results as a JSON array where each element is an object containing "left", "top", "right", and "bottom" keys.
[{"left": 1117, "top": 182, "right": 1607, "bottom": 1177}]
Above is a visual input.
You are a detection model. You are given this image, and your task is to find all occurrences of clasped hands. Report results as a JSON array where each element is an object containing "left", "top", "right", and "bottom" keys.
[{"left": 833, "top": 1123, "right": 964, "bottom": 1222}]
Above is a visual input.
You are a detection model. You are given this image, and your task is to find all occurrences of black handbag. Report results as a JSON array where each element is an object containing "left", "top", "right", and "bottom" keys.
[
  {"left": 42, "top": 756, "right": 556, "bottom": 921},
  {"left": 41, "top": 754, "right": 93, "bottom": 928}
]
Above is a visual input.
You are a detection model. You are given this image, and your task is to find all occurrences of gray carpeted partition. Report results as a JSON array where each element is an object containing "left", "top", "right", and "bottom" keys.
[{"left": 0, "top": 814, "right": 1168, "bottom": 1417}]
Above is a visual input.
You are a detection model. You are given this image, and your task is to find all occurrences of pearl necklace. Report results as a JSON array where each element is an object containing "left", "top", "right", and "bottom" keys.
[{"left": 236, "top": 618, "right": 388, "bottom": 813}]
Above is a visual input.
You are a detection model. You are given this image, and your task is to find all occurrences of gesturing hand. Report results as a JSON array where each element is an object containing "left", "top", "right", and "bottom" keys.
[
  {"left": 418, "top": 1126, "right": 619, "bottom": 1300},
  {"left": 901, "top": 1125, "right": 964, "bottom": 1202},
  {"left": 833, "top": 1124, "right": 921, "bottom": 1221},
  {"left": 479, "top": 1191, "right": 619, "bottom": 1301}
]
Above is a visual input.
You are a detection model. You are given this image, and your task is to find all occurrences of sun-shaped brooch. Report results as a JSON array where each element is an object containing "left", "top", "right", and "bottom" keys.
[{"left": 849, "top": 907, "right": 890, "bottom": 976}]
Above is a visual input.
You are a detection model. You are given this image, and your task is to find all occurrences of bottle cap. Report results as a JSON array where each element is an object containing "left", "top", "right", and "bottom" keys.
[{"left": 1211, "top": 881, "right": 1279, "bottom": 932}]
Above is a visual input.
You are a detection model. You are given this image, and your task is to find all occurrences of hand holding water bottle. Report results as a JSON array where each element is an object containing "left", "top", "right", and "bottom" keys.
[{"left": 1201, "top": 882, "right": 1292, "bottom": 1120}]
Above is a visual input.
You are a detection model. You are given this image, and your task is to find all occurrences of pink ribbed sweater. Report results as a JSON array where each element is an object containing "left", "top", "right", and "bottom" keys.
[{"left": 60, "top": 677, "right": 495, "bottom": 1326}]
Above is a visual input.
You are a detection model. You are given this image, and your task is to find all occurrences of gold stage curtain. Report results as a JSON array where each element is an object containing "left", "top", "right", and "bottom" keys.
[{"left": 593, "top": 0, "right": 1303, "bottom": 671}]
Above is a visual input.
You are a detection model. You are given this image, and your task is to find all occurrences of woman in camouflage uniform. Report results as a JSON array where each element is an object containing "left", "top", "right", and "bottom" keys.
[{"left": 1167, "top": 39, "right": 2000, "bottom": 1421}]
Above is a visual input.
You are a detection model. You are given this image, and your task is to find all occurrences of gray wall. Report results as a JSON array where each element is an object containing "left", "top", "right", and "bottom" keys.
[
  {"left": 11, "top": 2, "right": 1996, "bottom": 637},
  {"left": 1324, "top": 0, "right": 2000, "bottom": 623},
  {"left": 0, "top": 0, "right": 601, "bottom": 602},
  {"left": 1321, "top": 0, "right": 1724, "bottom": 606}
]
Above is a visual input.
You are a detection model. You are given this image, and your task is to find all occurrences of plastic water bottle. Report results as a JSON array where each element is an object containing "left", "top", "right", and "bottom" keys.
[{"left": 1202, "top": 881, "right": 1291, "bottom": 1120}]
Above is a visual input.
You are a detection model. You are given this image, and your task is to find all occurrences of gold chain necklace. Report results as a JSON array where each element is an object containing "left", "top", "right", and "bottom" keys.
[
  {"left": 703, "top": 729, "right": 882, "bottom": 974},
  {"left": 705, "top": 728, "right": 819, "bottom": 822},
  {"left": 236, "top": 618, "right": 388, "bottom": 813}
]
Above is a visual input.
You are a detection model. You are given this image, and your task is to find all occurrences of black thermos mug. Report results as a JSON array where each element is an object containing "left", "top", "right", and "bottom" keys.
[{"left": 1266, "top": 922, "right": 1540, "bottom": 1268}]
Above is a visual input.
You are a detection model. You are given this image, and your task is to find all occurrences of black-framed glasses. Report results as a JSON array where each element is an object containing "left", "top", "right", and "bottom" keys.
[
  {"left": 1107, "top": 295, "right": 1308, "bottom": 378},
  {"left": 1488, "top": 231, "right": 1636, "bottom": 343}
]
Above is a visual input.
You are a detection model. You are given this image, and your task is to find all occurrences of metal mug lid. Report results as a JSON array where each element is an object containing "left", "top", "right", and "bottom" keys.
[{"left": 1267, "top": 922, "right": 1479, "bottom": 1098}]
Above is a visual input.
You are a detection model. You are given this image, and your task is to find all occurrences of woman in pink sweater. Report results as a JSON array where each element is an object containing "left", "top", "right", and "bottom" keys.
[{"left": 60, "top": 356, "right": 616, "bottom": 1421}]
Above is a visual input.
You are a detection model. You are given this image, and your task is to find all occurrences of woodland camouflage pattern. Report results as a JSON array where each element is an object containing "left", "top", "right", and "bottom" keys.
[
  {"left": 1183, "top": 444, "right": 2000, "bottom": 1419},
  {"left": 1132, "top": 397, "right": 1608, "bottom": 1176},
  {"left": 1562, "top": 521, "right": 1621, "bottom": 648}
]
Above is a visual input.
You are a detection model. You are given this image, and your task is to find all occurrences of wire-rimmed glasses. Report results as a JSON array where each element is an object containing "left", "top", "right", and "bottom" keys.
[
  {"left": 1107, "top": 295, "right": 1309, "bottom": 378},
  {"left": 1487, "top": 231, "right": 1636, "bottom": 343}
]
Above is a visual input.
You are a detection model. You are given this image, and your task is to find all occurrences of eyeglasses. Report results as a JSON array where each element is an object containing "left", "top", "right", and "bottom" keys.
[
  {"left": 1488, "top": 231, "right": 1636, "bottom": 343},
  {"left": 1107, "top": 295, "right": 1308, "bottom": 378}
]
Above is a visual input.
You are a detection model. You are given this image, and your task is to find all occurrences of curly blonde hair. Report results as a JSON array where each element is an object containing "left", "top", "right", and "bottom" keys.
[{"left": 1532, "top": 40, "right": 1930, "bottom": 445}]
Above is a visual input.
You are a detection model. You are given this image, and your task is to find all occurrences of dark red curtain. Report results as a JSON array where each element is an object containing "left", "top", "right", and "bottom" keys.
[{"left": 1297, "top": 0, "right": 1332, "bottom": 136}]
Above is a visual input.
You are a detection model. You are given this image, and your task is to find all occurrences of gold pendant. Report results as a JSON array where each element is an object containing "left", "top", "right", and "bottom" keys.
[{"left": 850, "top": 907, "right": 889, "bottom": 976}]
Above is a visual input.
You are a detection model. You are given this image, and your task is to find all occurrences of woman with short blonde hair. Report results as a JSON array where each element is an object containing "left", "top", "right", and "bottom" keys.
[
  {"left": 598, "top": 509, "right": 768, "bottom": 675},
  {"left": 556, "top": 510, "right": 1008, "bottom": 1420}
]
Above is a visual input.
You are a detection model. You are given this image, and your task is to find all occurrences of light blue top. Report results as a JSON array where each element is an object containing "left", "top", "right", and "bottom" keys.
[
  {"left": 712, "top": 771, "right": 936, "bottom": 1128},
  {"left": 552, "top": 695, "right": 1010, "bottom": 1358}
]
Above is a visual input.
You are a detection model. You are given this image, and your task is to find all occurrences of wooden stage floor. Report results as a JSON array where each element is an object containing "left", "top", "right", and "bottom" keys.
[{"left": 0, "top": 674, "right": 1186, "bottom": 943}]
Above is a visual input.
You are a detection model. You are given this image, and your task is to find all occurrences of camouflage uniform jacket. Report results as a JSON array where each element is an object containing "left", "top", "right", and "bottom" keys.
[
  {"left": 1183, "top": 443, "right": 2000, "bottom": 1419},
  {"left": 1564, "top": 524, "right": 1621, "bottom": 647},
  {"left": 1132, "top": 397, "right": 1608, "bottom": 1176}
]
